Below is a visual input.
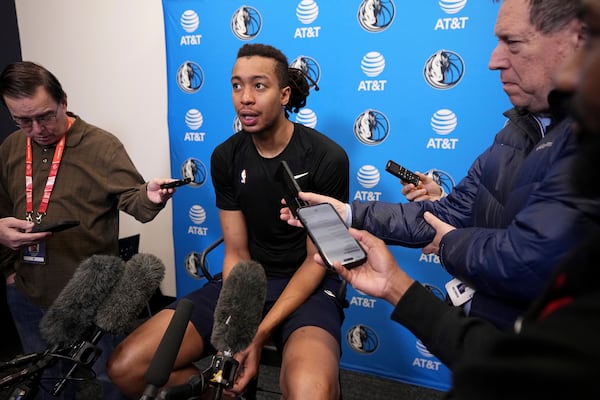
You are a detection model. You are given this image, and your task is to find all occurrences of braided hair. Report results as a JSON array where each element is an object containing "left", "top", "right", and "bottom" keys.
[{"left": 237, "top": 43, "right": 313, "bottom": 117}]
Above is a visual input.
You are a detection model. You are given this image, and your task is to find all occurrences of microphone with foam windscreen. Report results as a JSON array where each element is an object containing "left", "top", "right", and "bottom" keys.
[
  {"left": 158, "top": 260, "right": 266, "bottom": 400},
  {"left": 210, "top": 260, "right": 267, "bottom": 354},
  {"left": 95, "top": 253, "right": 165, "bottom": 334},
  {"left": 50, "top": 253, "right": 166, "bottom": 396},
  {"left": 140, "top": 298, "right": 194, "bottom": 400},
  {"left": 1, "top": 255, "right": 125, "bottom": 398},
  {"left": 40, "top": 255, "right": 126, "bottom": 347}
]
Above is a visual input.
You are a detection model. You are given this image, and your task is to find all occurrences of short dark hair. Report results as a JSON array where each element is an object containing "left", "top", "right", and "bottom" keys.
[
  {"left": 0, "top": 61, "right": 66, "bottom": 106},
  {"left": 236, "top": 43, "right": 311, "bottom": 116}
]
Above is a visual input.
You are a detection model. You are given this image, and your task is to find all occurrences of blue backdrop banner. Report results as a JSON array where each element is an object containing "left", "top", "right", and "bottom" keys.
[{"left": 161, "top": 0, "right": 508, "bottom": 391}]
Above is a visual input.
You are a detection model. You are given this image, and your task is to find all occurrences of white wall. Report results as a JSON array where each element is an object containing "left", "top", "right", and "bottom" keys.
[{"left": 15, "top": 0, "right": 177, "bottom": 297}]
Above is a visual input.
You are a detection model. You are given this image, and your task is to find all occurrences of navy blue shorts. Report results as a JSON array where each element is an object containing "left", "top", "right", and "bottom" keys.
[{"left": 167, "top": 275, "right": 345, "bottom": 357}]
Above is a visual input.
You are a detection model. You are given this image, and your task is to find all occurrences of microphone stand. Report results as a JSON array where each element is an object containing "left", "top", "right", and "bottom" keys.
[
  {"left": 157, "top": 350, "right": 239, "bottom": 400},
  {"left": 50, "top": 326, "right": 104, "bottom": 396},
  {"left": 0, "top": 349, "right": 57, "bottom": 400},
  {"left": 0, "top": 328, "right": 103, "bottom": 400},
  {"left": 206, "top": 350, "right": 239, "bottom": 400}
]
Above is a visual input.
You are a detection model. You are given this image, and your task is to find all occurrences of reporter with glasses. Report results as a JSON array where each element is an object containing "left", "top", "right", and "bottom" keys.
[{"left": 0, "top": 61, "right": 174, "bottom": 399}]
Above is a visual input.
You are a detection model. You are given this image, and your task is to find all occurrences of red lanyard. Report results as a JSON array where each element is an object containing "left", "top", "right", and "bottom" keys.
[{"left": 25, "top": 118, "right": 72, "bottom": 223}]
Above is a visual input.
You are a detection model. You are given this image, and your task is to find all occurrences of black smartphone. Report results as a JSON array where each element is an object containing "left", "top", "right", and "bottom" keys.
[
  {"left": 32, "top": 220, "right": 80, "bottom": 233},
  {"left": 160, "top": 177, "right": 192, "bottom": 189},
  {"left": 385, "top": 160, "right": 420, "bottom": 186},
  {"left": 275, "top": 160, "right": 308, "bottom": 219},
  {"left": 297, "top": 202, "right": 367, "bottom": 270}
]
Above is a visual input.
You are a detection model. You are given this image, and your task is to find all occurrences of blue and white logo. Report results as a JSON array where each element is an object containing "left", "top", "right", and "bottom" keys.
[
  {"left": 416, "top": 340, "right": 435, "bottom": 358},
  {"left": 176, "top": 61, "right": 204, "bottom": 93},
  {"left": 180, "top": 10, "right": 200, "bottom": 32},
  {"left": 430, "top": 109, "right": 457, "bottom": 135},
  {"left": 295, "top": 108, "right": 317, "bottom": 128},
  {"left": 290, "top": 55, "right": 321, "bottom": 91},
  {"left": 353, "top": 109, "right": 390, "bottom": 145},
  {"left": 180, "top": 158, "right": 207, "bottom": 186},
  {"left": 361, "top": 51, "right": 385, "bottom": 77},
  {"left": 185, "top": 109, "right": 203, "bottom": 130},
  {"left": 439, "top": 0, "right": 467, "bottom": 14},
  {"left": 423, "top": 50, "right": 465, "bottom": 90},
  {"left": 296, "top": 0, "right": 319, "bottom": 24},
  {"left": 357, "top": 0, "right": 396, "bottom": 32},
  {"left": 357, "top": 165, "right": 380, "bottom": 189},
  {"left": 231, "top": 6, "right": 262, "bottom": 40},
  {"left": 346, "top": 324, "right": 379, "bottom": 354},
  {"left": 189, "top": 204, "right": 207, "bottom": 225}
]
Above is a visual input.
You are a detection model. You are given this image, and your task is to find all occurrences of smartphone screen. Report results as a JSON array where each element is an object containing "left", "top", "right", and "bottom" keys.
[{"left": 297, "top": 203, "right": 366, "bottom": 269}]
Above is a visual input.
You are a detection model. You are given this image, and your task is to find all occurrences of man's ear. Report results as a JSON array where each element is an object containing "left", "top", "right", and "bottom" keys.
[{"left": 281, "top": 86, "right": 291, "bottom": 106}]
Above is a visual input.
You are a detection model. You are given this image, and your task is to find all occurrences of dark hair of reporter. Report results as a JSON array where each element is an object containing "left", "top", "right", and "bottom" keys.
[
  {"left": 237, "top": 43, "right": 312, "bottom": 117},
  {"left": 0, "top": 61, "right": 66, "bottom": 107}
]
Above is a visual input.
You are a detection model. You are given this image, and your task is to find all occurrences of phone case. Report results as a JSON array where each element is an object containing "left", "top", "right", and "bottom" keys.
[
  {"left": 32, "top": 220, "right": 80, "bottom": 233},
  {"left": 297, "top": 203, "right": 366, "bottom": 269},
  {"left": 276, "top": 160, "right": 308, "bottom": 219}
]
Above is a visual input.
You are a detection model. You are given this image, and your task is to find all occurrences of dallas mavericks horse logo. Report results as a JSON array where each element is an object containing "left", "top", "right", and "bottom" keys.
[
  {"left": 346, "top": 324, "right": 379, "bottom": 354},
  {"left": 357, "top": 0, "right": 395, "bottom": 32},
  {"left": 176, "top": 61, "right": 204, "bottom": 93},
  {"left": 289, "top": 56, "right": 321, "bottom": 91},
  {"left": 180, "top": 157, "right": 207, "bottom": 186},
  {"left": 231, "top": 6, "right": 262, "bottom": 40},
  {"left": 423, "top": 50, "right": 465, "bottom": 90},
  {"left": 353, "top": 109, "right": 390, "bottom": 145}
]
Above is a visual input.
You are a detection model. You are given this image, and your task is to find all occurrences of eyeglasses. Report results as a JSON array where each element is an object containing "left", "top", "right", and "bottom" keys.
[{"left": 12, "top": 105, "right": 60, "bottom": 129}]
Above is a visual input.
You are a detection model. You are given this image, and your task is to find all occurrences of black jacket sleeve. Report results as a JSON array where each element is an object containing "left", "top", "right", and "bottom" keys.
[{"left": 390, "top": 281, "right": 505, "bottom": 368}]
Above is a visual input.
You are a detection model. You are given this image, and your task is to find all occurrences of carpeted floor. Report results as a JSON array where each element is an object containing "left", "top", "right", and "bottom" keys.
[{"left": 251, "top": 363, "right": 447, "bottom": 400}]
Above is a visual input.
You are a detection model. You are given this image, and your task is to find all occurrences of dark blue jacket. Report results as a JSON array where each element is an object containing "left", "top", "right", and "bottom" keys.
[{"left": 352, "top": 106, "right": 600, "bottom": 329}]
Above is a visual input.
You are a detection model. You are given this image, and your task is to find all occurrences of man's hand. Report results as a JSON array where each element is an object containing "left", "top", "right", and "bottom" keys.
[
  {"left": 280, "top": 191, "right": 348, "bottom": 228},
  {"left": 0, "top": 217, "right": 51, "bottom": 250},
  {"left": 227, "top": 341, "right": 262, "bottom": 397},
  {"left": 422, "top": 211, "right": 455, "bottom": 255},
  {"left": 327, "top": 228, "right": 414, "bottom": 306},
  {"left": 401, "top": 172, "right": 444, "bottom": 202},
  {"left": 147, "top": 178, "right": 176, "bottom": 203}
]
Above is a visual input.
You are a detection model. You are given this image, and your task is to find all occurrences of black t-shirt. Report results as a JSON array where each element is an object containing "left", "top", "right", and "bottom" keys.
[{"left": 211, "top": 123, "right": 349, "bottom": 277}]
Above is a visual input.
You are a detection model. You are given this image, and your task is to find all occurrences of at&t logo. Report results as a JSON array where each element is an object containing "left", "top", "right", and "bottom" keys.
[
  {"left": 294, "top": 0, "right": 321, "bottom": 39},
  {"left": 413, "top": 340, "right": 442, "bottom": 371},
  {"left": 427, "top": 109, "right": 459, "bottom": 150},
  {"left": 188, "top": 204, "right": 208, "bottom": 236},
  {"left": 358, "top": 51, "right": 387, "bottom": 92},
  {"left": 179, "top": 10, "right": 202, "bottom": 45},
  {"left": 184, "top": 109, "right": 205, "bottom": 142},
  {"left": 354, "top": 165, "right": 382, "bottom": 202},
  {"left": 434, "top": 0, "right": 469, "bottom": 30}
]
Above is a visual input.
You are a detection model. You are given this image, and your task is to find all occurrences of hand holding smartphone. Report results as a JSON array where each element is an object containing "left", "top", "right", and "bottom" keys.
[
  {"left": 297, "top": 203, "right": 367, "bottom": 270},
  {"left": 275, "top": 160, "right": 308, "bottom": 219},
  {"left": 385, "top": 160, "right": 420, "bottom": 186},
  {"left": 276, "top": 160, "right": 366, "bottom": 269},
  {"left": 160, "top": 177, "right": 192, "bottom": 189},
  {"left": 31, "top": 220, "right": 80, "bottom": 233}
]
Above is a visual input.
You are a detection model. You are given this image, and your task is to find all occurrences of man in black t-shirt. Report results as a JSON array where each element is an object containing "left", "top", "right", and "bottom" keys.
[{"left": 108, "top": 43, "right": 349, "bottom": 400}]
